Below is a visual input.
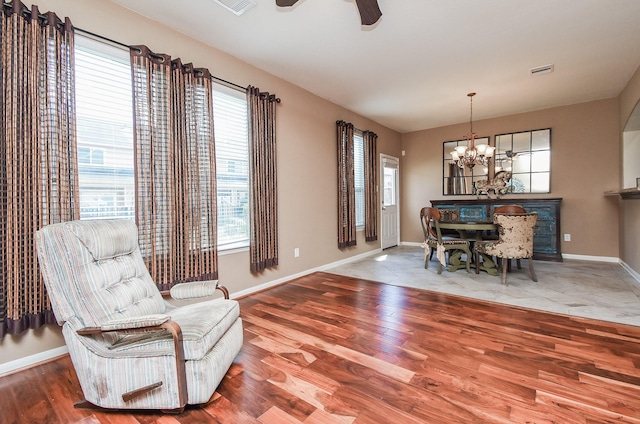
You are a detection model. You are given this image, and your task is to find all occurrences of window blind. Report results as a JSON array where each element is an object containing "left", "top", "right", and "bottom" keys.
[
  {"left": 213, "top": 84, "right": 250, "bottom": 249},
  {"left": 75, "top": 35, "right": 135, "bottom": 220},
  {"left": 354, "top": 132, "right": 365, "bottom": 227}
]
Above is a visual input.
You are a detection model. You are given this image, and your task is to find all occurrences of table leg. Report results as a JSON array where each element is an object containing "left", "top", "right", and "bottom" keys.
[
  {"left": 477, "top": 253, "right": 499, "bottom": 276},
  {"left": 447, "top": 249, "right": 471, "bottom": 272}
]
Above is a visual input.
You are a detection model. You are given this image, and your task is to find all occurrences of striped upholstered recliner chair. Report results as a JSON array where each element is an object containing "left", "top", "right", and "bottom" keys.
[{"left": 35, "top": 219, "right": 243, "bottom": 412}]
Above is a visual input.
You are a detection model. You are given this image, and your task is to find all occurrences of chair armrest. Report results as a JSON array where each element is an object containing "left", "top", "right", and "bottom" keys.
[
  {"left": 76, "top": 314, "right": 170, "bottom": 335},
  {"left": 77, "top": 318, "right": 188, "bottom": 408},
  {"left": 169, "top": 280, "right": 229, "bottom": 300}
]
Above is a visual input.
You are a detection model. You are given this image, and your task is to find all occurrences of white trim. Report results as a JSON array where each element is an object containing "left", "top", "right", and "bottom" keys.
[
  {"left": 380, "top": 154, "right": 400, "bottom": 249},
  {"left": 562, "top": 254, "right": 620, "bottom": 263},
  {"left": 402, "top": 241, "right": 423, "bottom": 247},
  {"left": 621, "top": 260, "right": 640, "bottom": 283},
  {"left": 0, "top": 346, "right": 68, "bottom": 377},
  {"left": 230, "top": 249, "right": 382, "bottom": 299}
]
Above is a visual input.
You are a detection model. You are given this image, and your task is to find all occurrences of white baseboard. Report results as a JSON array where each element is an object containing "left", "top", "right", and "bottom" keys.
[
  {"left": 0, "top": 345, "right": 68, "bottom": 377},
  {"left": 230, "top": 248, "right": 383, "bottom": 299},
  {"left": 621, "top": 260, "right": 640, "bottom": 283},
  {"left": 562, "top": 254, "right": 620, "bottom": 263}
]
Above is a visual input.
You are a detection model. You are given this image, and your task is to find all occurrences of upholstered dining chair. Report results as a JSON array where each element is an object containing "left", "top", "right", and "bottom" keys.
[
  {"left": 420, "top": 207, "right": 472, "bottom": 274},
  {"left": 35, "top": 219, "right": 243, "bottom": 413},
  {"left": 490, "top": 204, "right": 527, "bottom": 269},
  {"left": 494, "top": 204, "right": 527, "bottom": 214},
  {"left": 474, "top": 212, "right": 538, "bottom": 285}
]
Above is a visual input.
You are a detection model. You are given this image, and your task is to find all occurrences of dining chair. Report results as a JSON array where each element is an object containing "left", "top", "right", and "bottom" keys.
[
  {"left": 420, "top": 207, "right": 471, "bottom": 274},
  {"left": 491, "top": 204, "right": 527, "bottom": 269},
  {"left": 474, "top": 212, "right": 538, "bottom": 285},
  {"left": 494, "top": 204, "right": 527, "bottom": 214},
  {"left": 35, "top": 219, "right": 243, "bottom": 412}
]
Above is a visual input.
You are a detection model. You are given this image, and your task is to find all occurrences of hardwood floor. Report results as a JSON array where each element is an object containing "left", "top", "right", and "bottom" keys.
[{"left": 2, "top": 271, "right": 640, "bottom": 423}]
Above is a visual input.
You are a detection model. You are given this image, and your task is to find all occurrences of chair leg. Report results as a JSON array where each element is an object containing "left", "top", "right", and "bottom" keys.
[
  {"left": 528, "top": 257, "right": 537, "bottom": 282},
  {"left": 474, "top": 251, "right": 480, "bottom": 274},
  {"left": 465, "top": 249, "right": 471, "bottom": 273},
  {"left": 516, "top": 259, "right": 522, "bottom": 269},
  {"left": 501, "top": 261, "right": 508, "bottom": 285}
]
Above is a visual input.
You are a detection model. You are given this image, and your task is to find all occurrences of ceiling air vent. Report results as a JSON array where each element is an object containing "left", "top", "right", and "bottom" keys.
[
  {"left": 211, "top": 0, "right": 256, "bottom": 16},
  {"left": 530, "top": 64, "right": 554, "bottom": 76}
]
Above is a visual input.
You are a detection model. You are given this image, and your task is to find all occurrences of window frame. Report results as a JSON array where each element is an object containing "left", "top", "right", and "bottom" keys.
[
  {"left": 74, "top": 34, "right": 252, "bottom": 252},
  {"left": 74, "top": 34, "right": 136, "bottom": 221},
  {"left": 353, "top": 130, "right": 365, "bottom": 229},
  {"left": 212, "top": 83, "right": 251, "bottom": 251}
]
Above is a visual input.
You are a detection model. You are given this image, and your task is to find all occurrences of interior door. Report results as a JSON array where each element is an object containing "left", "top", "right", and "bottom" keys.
[{"left": 381, "top": 155, "right": 399, "bottom": 249}]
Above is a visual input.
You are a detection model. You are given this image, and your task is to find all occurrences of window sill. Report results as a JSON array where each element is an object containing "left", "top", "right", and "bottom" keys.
[{"left": 219, "top": 244, "right": 249, "bottom": 256}]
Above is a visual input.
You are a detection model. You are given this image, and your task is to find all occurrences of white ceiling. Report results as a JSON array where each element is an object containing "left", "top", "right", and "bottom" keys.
[{"left": 110, "top": 0, "right": 640, "bottom": 133}]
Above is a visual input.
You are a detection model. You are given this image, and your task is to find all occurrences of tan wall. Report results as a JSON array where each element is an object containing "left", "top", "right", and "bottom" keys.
[
  {"left": 400, "top": 99, "right": 621, "bottom": 259},
  {"left": 619, "top": 66, "right": 640, "bottom": 272},
  {"left": 0, "top": 0, "right": 402, "bottom": 367}
]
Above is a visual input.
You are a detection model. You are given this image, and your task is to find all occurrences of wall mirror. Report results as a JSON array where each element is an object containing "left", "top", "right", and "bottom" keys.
[
  {"left": 442, "top": 137, "right": 490, "bottom": 195},
  {"left": 494, "top": 128, "right": 551, "bottom": 193}
]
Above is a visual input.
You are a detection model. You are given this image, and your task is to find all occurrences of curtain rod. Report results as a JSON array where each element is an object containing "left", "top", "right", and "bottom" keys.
[
  {"left": 2, "top": 2, "right": 280, "bottom": 101},
  {"left": 75, "top": 28, "right": 248, "bottom": 93}
]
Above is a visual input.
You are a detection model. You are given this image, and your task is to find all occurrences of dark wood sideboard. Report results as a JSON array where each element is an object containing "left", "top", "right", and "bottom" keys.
[{"left": 430, "top": 198, "right": 562, "bottom": 262}]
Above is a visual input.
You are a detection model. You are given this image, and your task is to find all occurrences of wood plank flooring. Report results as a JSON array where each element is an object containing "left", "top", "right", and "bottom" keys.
[{"left": 2, "top": 271, "right": 640, "bottom": 423}]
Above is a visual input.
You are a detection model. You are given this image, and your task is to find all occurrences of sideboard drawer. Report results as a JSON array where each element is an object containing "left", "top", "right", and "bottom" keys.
[{"left": 458, "top": 205, "right": 488, "bottom": 222}]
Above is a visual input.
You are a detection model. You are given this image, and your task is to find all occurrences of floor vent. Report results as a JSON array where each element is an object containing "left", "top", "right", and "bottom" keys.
[
  {"left": 211, "top": 0, "right": 256, "bottom": 16},
  {"left": 530, "top": 64, "right": 554, "bottom": 76}
]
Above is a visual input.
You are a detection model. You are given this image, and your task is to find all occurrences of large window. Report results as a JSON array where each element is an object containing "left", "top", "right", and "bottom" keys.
[
  {"left": 354, "top": 131, "right": 365, "bottom": 228},
  {"left": 213, "top": 85, "right": 250, "bottom": 249},
  {"left": 75, "top": 35, "right": 135, "bottom": 220},
  {"left": 75, "top": 35, "right": 250, "bottom": 250}
]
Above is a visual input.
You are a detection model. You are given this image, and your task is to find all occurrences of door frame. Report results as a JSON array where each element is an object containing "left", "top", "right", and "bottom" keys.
[{"left": 380, "top": 154, "right": 400, "bottom": 249}]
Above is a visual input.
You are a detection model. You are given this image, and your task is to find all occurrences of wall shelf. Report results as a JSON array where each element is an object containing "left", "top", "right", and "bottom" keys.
[{"left": 604, "top": 189, "right": 640, "bottom": 199}]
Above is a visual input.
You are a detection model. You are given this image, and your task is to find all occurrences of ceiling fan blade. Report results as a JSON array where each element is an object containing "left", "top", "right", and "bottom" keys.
[
  {"left": 276, "top": 0, "right": 299, "bottom": 6},
  {"left": 354, "top": 0, "right": 382, "bottom": 25}
]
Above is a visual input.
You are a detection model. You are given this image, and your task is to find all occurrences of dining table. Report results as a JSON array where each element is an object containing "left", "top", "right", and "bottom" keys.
[{"left": 436, "top": 221, "right": 499, "bottom": 276}]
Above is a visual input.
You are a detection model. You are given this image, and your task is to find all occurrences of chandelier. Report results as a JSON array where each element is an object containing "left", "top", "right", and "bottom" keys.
[{"left": 450, "top": 92, "right": 494, "bottom": 169}]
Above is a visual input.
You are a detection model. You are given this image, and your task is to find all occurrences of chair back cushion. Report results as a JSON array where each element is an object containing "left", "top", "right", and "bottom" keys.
[
  {"left": 36, "top": 219, "right": 166, "bottom": 328},
  {"left": 486, "top": 212, "right": 538, "bottom": 258}
]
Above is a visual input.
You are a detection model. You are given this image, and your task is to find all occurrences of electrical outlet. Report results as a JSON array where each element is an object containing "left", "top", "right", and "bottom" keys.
[
  {"left": 564, "top": 234, "right": 571, "bottom": 242},
  {"left": 294, "top": 248, "right": 300, "bottom": 258}
]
